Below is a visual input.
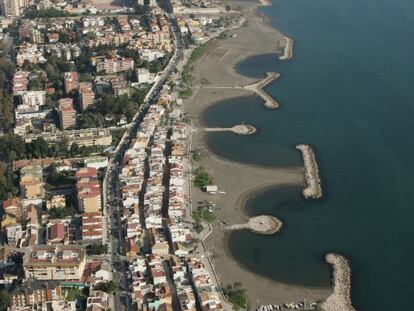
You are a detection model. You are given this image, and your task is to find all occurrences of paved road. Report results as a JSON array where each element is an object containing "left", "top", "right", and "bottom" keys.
[{"left": 102, "top": 4, "right": 185, "bottom": 310}]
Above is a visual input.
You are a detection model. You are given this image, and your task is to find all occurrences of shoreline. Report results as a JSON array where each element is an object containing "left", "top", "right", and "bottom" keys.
[{"left": 183, "top": 0, "right": 331, "bottom": 307}]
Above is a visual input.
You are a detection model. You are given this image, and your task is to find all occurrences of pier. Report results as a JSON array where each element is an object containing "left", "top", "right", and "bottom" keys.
[
  {"left": 244, "top": 72, "right": 280, "bottom": 109},
  {"left": 205, "top": 124, "right": 257, "bottom": 135},
  {"left": 279, "top": 37, "right": 294, "bottom": 61},
  {"left": 296, "top": 144, "right": 323, "bottom": 199},
  {"left": 321, "top": 253, "right": 356, "bottom": 311},
  {"left": 225, "top": 215, "right": 282, "bottom": 235}
]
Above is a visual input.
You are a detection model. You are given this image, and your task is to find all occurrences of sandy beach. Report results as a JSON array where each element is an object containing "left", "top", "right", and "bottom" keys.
[{"left": 182, "top": 0, "right": 331, "bottom": 308}]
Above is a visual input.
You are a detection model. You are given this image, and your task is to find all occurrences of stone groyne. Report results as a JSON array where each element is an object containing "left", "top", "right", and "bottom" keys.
[
  {"left": 205, "top": 124, "right": 257, "bottom": 135},
  {"left": 279, "top": 36, "right": 294, "bottom": 60},
  {"left": 296, "top": 144, "right": 322, "bottom": 199},
  {"left": 321, "top": 253, "right": 357, "bottom": 311},
  {"left": 226, "top": 215, "right": 282, "bottom": 235},
  {"left": 244, "top": 72, "right": 280, "bottom": 109}
]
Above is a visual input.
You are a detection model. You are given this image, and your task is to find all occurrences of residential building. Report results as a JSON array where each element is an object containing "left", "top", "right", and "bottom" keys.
[
  {"left": 78, "top": 82, "right": 95, "bottom": 110},
  {"left": 0, "top": 0, "right": 19, "bottom": 17},
  {"left": 10, "top": 281, "right": 63, "bottom": 309},
  {"left": 64, "top": 71, "right": 79, "bottom": 94},
  {"left": 25, "top": 128, "right": 112, "bottom": 148},
  {"left": 81, "top": 212, "right": 103, "bottom": 241},
  {"left": 12, "top": 71, "right": 29, "bottom": 95},
  {"left": 84, "top": 156, "right": 108, "bottom": 170},
  {"left": 136, "top": 68, "right": 152, "bottom": 84},
  {"left": 21, "top": 91, "right": 46, "bottom": 107},
  {"left": 23, "top": 245, "right": 86, "bottom": 281},
  {"left": 2, "top": 197, "right": 23, "bottom": 218},
  {"left": 76, "top": 167, "right": 101, "bottom": 213},
  {"left": 95, "top": 57, "right": 134, "bottom": 74},
  {"left": 47, "top": 223, "right": 65, "bottom": 244},
  {"left": 46, "top": 220, "right": 73, "bottom": 245},
  {"left": 58, "top": 98, "right": 76, "bottom": 130},
  {"left": 46, "top": 195, "right": 66, "bottom": 210}
]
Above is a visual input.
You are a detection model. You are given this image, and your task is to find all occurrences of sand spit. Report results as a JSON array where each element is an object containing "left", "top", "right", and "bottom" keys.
[
  {"left": 244, "top": 72, "right": 280, "bottom": 108},
  {"left": 296, "top": 144, "right": 322, "bottom": 199},
  {"left": 321, "top": 253, "right": 357, "bottom": 311},
  {"left": 225, "top": 215, "right": 282, "bottom": 235},
  {"left": 204, "top": 124, "right": 257, "bottom": 135},
  {"left": 279, "top": 36, "right": 294, "bottom": 60}
]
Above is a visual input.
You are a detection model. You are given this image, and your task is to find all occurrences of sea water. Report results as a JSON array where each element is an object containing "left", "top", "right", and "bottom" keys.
[{"left": 203, "top": 0, "right": 414, "bottom": 309}]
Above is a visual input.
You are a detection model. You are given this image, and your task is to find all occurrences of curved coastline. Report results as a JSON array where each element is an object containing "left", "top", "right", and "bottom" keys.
[{"left": 184, "top": 0, "right": 330, "bottom": 307}]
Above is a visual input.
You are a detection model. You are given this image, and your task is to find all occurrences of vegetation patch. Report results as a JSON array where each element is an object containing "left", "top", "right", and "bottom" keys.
[
  {"left": 193, "top": 167, "right": 213, "bottom": 188},
  {"left": 223, "top": 282, "right": 248, "bottom": 310}
]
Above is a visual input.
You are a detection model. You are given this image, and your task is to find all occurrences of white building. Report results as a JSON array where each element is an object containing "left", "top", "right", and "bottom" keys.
[
  {"left": 136, "top": 68, "right": 151, "bottom": 84},
  {"left": 21, "top": 90, "right": 46, "bottom": 107}
]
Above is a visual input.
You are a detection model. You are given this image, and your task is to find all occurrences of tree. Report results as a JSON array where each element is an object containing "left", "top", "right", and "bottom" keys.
[
  {"left": 0, "top": 289, "right": 10, "bottom": 310},
  {"left": 89, "top": 243, "right": 108, "bottom": 255},
  {"left": 0, "top": 133, "right": 26, "bottom": 161},
  {"left": 0, "top": 162, "right": 19, "bottom": 200},
  {"left": 223, "top": 282, "right": 248, "bottom": 310},
  {"left": 96, "top": 281, "right": 117, "bottom": 294},
  {"left": 69, "top": 143, "right": 80, "bottom": 157},
  {"left": 193, "top": 167, "right": 213, "bottom": 188},
  {"left": 0, "top": 90, "right": 14, "bottom": 131}
]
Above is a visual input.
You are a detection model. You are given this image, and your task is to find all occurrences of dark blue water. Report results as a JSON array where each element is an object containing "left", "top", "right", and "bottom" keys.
[{"left": 202, "top": 0, "right": 414, "bottom": 310}]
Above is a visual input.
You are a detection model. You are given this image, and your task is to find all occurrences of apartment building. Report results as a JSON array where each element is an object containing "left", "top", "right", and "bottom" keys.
[
  {"left": 10, "top": 280, "right": 63, "bottom": 309},
  {"left": 76, "top": 167, "right": 101, "bottom": 213},
  {"left": 58, "top": 98, "right": 76, "bottom": 130},
  {"left": 24, "top": 128, "right": 112, "bottom": 148},
  {"left": 21, "top": 91, "right": 46, "bottom": 107},
  {"left": 64, "top": 71, "right": 79, "bottom": 94},
  {"left": 0, "top": 0, "right": 19, "bottom": 17},
  {"left": 78, "top": 82, "right": 95, "bottom": 110},
  {"left": 12, "top": 71, "right": 29, "bottom": 95},
  {"left": 94, "top": 57, "right": 134, "bottom": 74},
  {"left": 23, "top": 245, "right": 86, "bottom": 281},
  {"left": 81, "top": 212, "right": 103, "bottom": 241},
  {"left": 46, "top": 195, "right": 66, "bottom": 210}
]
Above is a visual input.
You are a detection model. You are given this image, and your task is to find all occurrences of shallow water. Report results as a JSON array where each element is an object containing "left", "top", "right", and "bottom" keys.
[{"left": 203, "top": 0, "right": 414, "bottom": 309}]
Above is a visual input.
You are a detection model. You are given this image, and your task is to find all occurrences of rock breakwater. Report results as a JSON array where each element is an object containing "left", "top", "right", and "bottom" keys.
[
  {"left": 226, "top": 215, "right": 282, "bottom": 235},
  {"left": 296, "top": 144, "right": 322, "bottom": 199},
  {"left": 205, "top": 124, "right": 257, "bottom": 135},
  {"left": 244, "top": 72, "right": 280, "bottom": 109},
  {"left": 279, "top": 36, "right": 294, "bottom": 60},
  {"left": 321, "top": 253, "right": 356, "bottom": 311}
]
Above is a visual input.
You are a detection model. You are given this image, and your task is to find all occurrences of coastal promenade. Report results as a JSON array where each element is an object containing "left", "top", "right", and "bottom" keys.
[
  {"left": 204, "top": 124, "right": 257, "bottom": 135},
  {"left": 225, "top": 215, "right": 282, "bottom": 235},
  {"left": 296, "top": 144, "right": 323, "bottom": 199},
  {"left": 321, "top": 254, "right": 356, "bottom": 311}
]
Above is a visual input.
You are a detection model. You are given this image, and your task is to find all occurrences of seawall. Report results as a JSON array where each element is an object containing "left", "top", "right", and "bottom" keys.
[
  {"left": 321, "top": 253, "right": 357, "bottom": 311},
  {"left": 296, "top": 144, "right": 322, "bottom": 199}
]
